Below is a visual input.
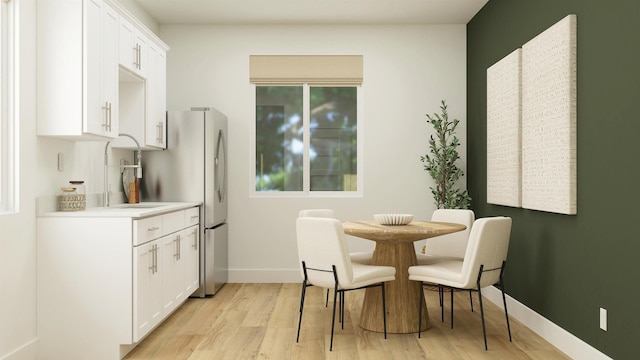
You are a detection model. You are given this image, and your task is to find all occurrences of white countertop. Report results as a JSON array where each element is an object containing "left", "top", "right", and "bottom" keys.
[{"left": 38, "top": 202, "right": 201, "bottom": 218}]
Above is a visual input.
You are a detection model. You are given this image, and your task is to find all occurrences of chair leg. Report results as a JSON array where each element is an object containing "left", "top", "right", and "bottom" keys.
[
  {"left": 439, "top": 285, "right": 445, "bottom": 323},
  {"left": 418, "top": 282, "right": 424, "bottom": 338},
  {"left": 450, "top": 287, "right": 454, "bottom": 329},
  {"left": 299, "top": 281, "right": 306, "bottom": 313},
  {"left": 296, "top": 281, "right": 307, "bottom": 343},
  {"left": 330, "top": 287, "right": 339, "bottom": 351},
  {"left": 340, "top": 291, "right": 345, "bottom": 329},
  {"left": 469, "top": 290, "right": 474, "bottom": 312},
  {"left": 477, "top": 284, "right": 489, "bottom": 350},
  {"left": 501, "top": 285, "right": 513, "bottom": 342},
  {"left": 499, "top": 261, "right": 513, "bottom": 342},
  {"left": 381, "top": 282, "right": 388, "bottom": 339},
  {"left": 325, "top": 289, "right": 330, "bottom": 307}
]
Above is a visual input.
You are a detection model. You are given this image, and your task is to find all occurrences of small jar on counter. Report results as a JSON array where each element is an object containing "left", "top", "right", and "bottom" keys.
[{"left": 57, "top": 181, "right": 86, "bottom": 211}]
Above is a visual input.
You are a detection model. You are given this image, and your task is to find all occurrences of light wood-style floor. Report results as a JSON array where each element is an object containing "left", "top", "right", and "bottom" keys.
[{"left": 124, "top": 283, "right": 570, "bottom": 359}]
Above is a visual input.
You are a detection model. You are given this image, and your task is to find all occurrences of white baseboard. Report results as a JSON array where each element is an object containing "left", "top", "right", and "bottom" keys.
[
  {"left": 0, "top": 339, "right": 38, "bottom": 360},
  {"left": 483, "top": 286, "right": 612, "bottom": 360}
]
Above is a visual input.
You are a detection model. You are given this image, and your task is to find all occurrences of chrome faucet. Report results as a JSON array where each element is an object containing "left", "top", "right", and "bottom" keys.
[{"left": 103, "top": 133, "right": 142, "bottom": 206}]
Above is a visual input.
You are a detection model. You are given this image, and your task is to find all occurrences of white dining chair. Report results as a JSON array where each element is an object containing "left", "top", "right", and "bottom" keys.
[
  {"left": 408, "top": 216, "right": 513, "bottom": 350},
  {"left": 298, "top": 209, "right": 375, "bottom": 306},
  {"left": 296, "top": 216, "right": 396, "bottom": 351},
  {"left": 417, "top": 209, "right": 475, "bottom": 313},
  {"left": 298, "top": 208, "right": 337, "bottom": 218},
  {"left": 417, "top": 209, "right": 475, "bottom": 264}
]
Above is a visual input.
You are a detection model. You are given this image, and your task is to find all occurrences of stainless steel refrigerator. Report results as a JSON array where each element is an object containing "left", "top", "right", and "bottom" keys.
[{"left": 141, "top": 107, "right": 228, "bottom": 297}]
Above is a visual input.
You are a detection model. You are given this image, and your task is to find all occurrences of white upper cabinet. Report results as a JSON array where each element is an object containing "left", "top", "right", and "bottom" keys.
[
  {"left": 102, "top": 4, "right": 120, "bottom": 137},
  {"left": 146, "top": 43, "right": 168, "bottom": 148},
  {"left": 112, "top": 5, "right": 169, "bottom": 150},
  {"left": 114, "top": 43, "right": 168, "bottom": 150},
  {"left": 37, "top": 0, "right": 119, "bottom": 140},
  {"left": 36, "top": 0, "right": 169, "bottom": 144},
  {"left": 119, "top": 16, "right": 149, "bottom": 78}
]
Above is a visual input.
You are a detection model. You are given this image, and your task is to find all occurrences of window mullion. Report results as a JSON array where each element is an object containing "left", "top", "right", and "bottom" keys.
[{"left": 302, "top": 84, "right": 310, "bottom": 193}]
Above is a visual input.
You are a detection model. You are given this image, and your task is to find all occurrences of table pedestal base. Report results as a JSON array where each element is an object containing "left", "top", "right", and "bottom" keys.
[{"left": 359, "top": 242, "right": 430, "bottom": 333}]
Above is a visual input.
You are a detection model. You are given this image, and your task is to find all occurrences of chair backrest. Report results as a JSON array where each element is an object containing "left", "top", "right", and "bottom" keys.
[
  {"left": 459, "top": 216, "right": 512, "bottom": 289},
  {"left": 296, "top": 217, "right": 354, "bottom": 289},
  {"left": 427, "top": 209, "right": 475, "bottom": 258},
  {"left": 298, "top": 209, "right": 337, "bottom": 218}
]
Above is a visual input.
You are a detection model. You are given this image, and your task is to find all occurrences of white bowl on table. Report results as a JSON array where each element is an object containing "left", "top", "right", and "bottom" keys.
[{"left": 373, "top": 213, "right": 414, "bottom": 225}]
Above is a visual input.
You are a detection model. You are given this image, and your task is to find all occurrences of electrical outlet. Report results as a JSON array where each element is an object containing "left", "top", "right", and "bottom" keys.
[{"left": 600, "top": 308, "right": 607, "bottom": 331}]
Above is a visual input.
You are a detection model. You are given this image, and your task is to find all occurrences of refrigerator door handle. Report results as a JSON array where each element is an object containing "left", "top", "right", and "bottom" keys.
[{"left": 215, "top": 129, "right": 227, "bottom": 203}]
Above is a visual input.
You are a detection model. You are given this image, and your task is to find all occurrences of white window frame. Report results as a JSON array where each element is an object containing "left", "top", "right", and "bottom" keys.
[
  {"left": 0, "top": 0, "right": 17, "bottom": 213},
  {"left": 250, "top": 84, "right": 364, "bottom": 198}
]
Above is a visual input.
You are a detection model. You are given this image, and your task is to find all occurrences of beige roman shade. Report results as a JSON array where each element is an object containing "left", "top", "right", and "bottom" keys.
[{"left": 249, "top": 55, "right": 363, "bottom": 85}]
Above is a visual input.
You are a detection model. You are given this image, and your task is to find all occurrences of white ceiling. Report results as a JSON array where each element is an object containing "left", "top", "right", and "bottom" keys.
[{"left": 132, "top": 0, "right": 489, "bottom": 25}]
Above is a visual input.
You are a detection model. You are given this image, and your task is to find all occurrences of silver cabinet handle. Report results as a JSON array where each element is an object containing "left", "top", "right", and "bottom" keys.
[
  {"left": 133, "top": 44, "right": 139, "bottom": 69},
  {"left": 133, "top": 43, "right": 142, "bottom": 70},
  {"left": 148, "top": 244, "right": 158, "bottom": 274},
  {"left": 101, "top": 102, "right": 111, "bottom": 132},
  {"left": 154, "top": 244, "right": 158, "bottom": 274},
  {"left": 148, "top": 244, "right": 154, "bottom": 272},
  {"left": 192, "top": 228, "right": 198, "bottom": 250},
  {"left": 147, "top": 226, "right": 160, "bottom": 232},
  {"left": 154, "top": 244, "right": 157, "bottom": 274},
  {"left": 156, "top": 122, "right": 164, "bottom": 144},
  {"left": 174, "top": 235, "right": 181, "bottom": 260}
]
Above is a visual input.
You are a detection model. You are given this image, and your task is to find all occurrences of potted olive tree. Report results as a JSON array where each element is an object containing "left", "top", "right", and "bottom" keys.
[{"left": 420, "top": 100, "right": 472, "bottom": 209}]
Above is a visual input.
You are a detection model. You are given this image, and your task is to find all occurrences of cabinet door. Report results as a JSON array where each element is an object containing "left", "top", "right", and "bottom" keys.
[
  {"left": 102, "top": 2, "right": 119, "bottom": 138},
  {"left": 162, "top": 232, "right": 184, "bottom": 316},
  {"left": 85, "top": 0, "right": 118, "bottom": 137},
  {"left": 119, "top": 17, "right": 137, "bottom": 72},
  {"left": 84, "top": 0, "right": 106, "bottom": 136},
  {"left": 119, "top": 16, "right": 148, "bottom": 77},
  {"left": 145, "top": 43, "right": 167, "bottom": 148},
  {"left": 184, "top": 225, "right": 200, "bottom": 295},
  {"left": 133, "top": 240, "right": 162, "bottom": 342},
  {"left": 135, "top": 31, "right": 149, "bottom": 78}
]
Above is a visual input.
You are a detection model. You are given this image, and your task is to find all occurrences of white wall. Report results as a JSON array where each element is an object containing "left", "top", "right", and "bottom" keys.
[
  {"left": 159, "top": 24, "right": 468, "bottom": 282},
  {"left": 0, "top": 1, "right": 38, "bottom": 358}
]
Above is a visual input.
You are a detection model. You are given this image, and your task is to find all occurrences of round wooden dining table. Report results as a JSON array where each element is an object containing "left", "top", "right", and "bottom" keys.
[{"left": 342, "top": 220, "right": 467, "bottom": 334}]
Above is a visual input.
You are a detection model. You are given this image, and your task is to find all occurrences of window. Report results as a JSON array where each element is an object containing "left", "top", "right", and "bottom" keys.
[
  {"left": 255, "top": 85, "right": 359, "bottom": 192},
  {"left": 250, "top": 55, "right": 363, "bottom": 196},
  {"left": 0, "top": 0, "right": 15, "bottom": 212}
]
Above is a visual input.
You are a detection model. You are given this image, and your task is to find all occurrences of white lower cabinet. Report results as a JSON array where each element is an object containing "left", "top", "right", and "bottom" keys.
[
  {"left": 37, "top": 205, "right": 200, "bottom": 360},
  {"left": 133, "top": 209, "right": 200, "bottom": 342},
  {"left": 133, "top": 239, "right": 162, "bottom": 342},
  {"left": 185, "top": 225, "right": 200, "bottom": 294},
  {"left": 161, "top": 231, "right": 183, "bottom": 314}
]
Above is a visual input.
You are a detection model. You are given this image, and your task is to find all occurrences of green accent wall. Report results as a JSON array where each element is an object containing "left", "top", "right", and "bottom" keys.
[{"left": 467, "top": 1, "right": 640, "bottom": 358}]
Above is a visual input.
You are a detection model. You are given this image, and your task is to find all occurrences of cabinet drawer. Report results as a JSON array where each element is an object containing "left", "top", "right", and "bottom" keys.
[
  {"left": 162, "top": 210, "right": 185, "bottom": 235},
  {"left": 185, "top": 207, "right": 199, "bottom": 227},
  {"left": 134, "top": 216, "right": 162, "bottom": 246}
]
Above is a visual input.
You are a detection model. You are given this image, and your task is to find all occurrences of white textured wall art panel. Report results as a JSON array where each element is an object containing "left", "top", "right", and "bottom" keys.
[
  {"left": 522, "top": 14, "right": 577, "bottom": 215},
  {"left": 487, "top": 48, "right": 522, "bottom": 207}
]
